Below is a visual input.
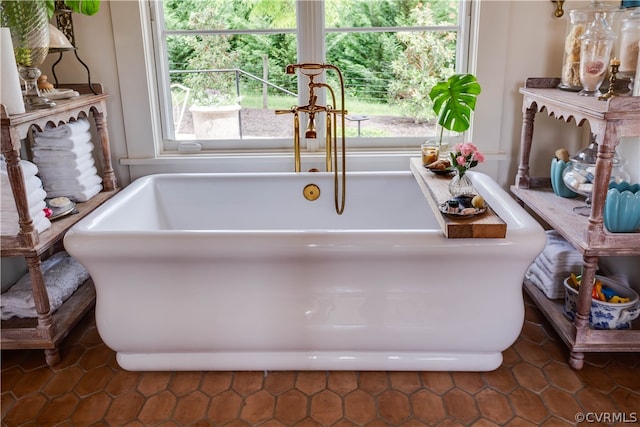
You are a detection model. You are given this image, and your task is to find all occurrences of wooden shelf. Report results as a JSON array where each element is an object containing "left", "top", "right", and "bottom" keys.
[
  {"left": 510, "top": 186, "right": 640, "bottom": 256},
  {"left": 1, "top": 280, "right": 96, "bottom": 349},
  {"left": 523, "top": 280, "right": 640, "bottom": 353},
  {"left": 512, "top": 78, "right": 640, "bottom": 369},
  {"left": 1, "top": 189, "right": 118, "bottom": 256},
  {"left": 1, "top": 84, "right": 117, "bottom": 366}
]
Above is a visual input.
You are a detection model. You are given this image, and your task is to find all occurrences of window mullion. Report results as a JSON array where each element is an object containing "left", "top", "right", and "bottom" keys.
[{"left": 296, "top": 0, "right": 326, "bottom": 152}]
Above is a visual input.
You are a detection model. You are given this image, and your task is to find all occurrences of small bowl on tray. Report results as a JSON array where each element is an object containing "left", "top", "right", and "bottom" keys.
[{"left": 439, "top": 194, "right": 487, "bottom": 218}]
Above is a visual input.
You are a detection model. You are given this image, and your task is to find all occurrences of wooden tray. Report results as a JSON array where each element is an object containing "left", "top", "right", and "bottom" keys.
[{"left": 410, "top": 158, "right": 506, "bottom": 238}]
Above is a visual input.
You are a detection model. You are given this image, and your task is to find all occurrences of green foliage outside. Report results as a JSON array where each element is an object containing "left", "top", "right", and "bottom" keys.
[{"left": 162, "top": 0, "right": 459, "bottom": 121}]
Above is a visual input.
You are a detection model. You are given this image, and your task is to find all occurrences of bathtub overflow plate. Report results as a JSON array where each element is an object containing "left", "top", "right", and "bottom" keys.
[{"left": 303, "top": 184, "right": 320, "bottom": 201}]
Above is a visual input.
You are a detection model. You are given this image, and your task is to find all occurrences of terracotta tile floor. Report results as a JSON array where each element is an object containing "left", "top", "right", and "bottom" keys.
[{"left": 2, "top": 296, "right": 639, "bottom": 426}]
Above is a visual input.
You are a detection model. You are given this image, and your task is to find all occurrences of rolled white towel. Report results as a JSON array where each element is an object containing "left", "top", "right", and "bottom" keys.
[
  {"left": 42, "top": 167, "right": 101, "bottom": 192},
  {"left": 33, "top": 131, "right": 91, "bottom": 151},
  {"left": 34, "top": 118, "right": 90, "bottom": 139},
  {"left": 46, "top": 183, "right": 102, "bottom": 202},
  {"left": 0, "top": 251, "right": 89, "bottom": 320},
  {"left": 37, "top": 157, "right": 95, "bottom": 179},
  {"left": 32, "top": 142, "right": 94, "bottom": 161}
]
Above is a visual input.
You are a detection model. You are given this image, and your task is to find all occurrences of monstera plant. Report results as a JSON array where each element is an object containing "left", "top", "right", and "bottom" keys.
[{"left": 429, "top": 73, "right": 482, "bottom": 147}]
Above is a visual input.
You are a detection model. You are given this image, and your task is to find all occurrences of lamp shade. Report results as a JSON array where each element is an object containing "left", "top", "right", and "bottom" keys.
[{"left": 48, "top": 24, "right": 73, "bottom": 50}]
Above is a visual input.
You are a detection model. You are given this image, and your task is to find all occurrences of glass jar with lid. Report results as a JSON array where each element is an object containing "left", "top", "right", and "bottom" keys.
[
  {"left": 562, "top": 141, "right": 630, "bottom": 215},
  {"left": 578, "top": 11, "right": 617, "bottom": 96},
  {"left": 559, "top": 1, "right": 619, "bottom": 91},
  {"left": 618, "top": 8, "right": 640, "bottom": 81}
]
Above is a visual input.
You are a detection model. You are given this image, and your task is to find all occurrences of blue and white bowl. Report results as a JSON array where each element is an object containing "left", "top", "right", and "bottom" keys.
[
  {"left": 604, "top": 182, "right": 640, "bottom": 233},
  {"left": 563, "top": 275, "right": 640, "bottom": 330}
]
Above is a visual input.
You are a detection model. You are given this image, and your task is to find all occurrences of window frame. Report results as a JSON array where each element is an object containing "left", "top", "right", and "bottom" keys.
[{"left": 149, "top": 0, "right": 472, "bottom": 154}]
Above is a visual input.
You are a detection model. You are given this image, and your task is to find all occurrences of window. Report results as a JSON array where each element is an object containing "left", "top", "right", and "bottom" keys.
[{"left": 151, "top": 0, "right": 470, "bottom": 153}]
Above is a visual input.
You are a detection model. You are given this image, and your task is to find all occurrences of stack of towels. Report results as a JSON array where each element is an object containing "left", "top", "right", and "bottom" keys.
[
  {"left": 526, "top": 230, "right": 583, "bottom": 299},
  {"left": 32, "top": 119, "right": 102, "bottom": 202},
  {"left": 1, "top": 159, "right": 51, "bottom": 235},
  {"left": 1, "top": 251, "right": 90, "bottom": 320}
]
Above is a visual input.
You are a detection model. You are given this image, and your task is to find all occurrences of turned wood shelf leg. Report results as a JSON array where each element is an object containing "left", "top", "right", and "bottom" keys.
[
  {"left": 93, "top": 112, "right": 117, "bottom": 191},
  {"left": 569, "top": 351, "right": 584, "bottom": 370},
  {"left": 44, "top": 348, "right": 61, "bottom": 366},
  {"left": 515, "top": 105, "right": 536, "bottom": 189}
]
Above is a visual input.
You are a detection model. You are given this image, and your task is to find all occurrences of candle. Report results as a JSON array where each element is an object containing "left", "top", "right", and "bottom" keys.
[{"left": 610, "top": 58, "right": 621, "bottom": 66}]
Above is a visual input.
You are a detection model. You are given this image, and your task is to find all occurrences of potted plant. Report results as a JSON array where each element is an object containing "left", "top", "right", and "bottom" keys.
[
  {"left": 428, "top": 73, "right": 482, "bottom": 152},
  {"left": 186, "top": 79, "right": 242, "bottom": 139},
  {"left": 179, "top": 7, "right": 241, "bottom": 139}
]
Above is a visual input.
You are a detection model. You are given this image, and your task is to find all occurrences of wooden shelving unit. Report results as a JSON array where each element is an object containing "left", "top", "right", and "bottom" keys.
[
  {"left": 1, "top": 84, "right": 118, "bottom": 365},
  {"left": 511, "top": 78, "right": 640, "bottom": 369}
]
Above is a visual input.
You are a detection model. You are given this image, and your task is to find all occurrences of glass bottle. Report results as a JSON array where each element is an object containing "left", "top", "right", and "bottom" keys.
[{"left": 578, "top": 12, "right": 617, "bottom": 96}]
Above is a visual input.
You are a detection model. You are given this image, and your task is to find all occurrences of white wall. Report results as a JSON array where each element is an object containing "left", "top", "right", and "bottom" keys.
[{"left": 41, "top": 0, "right": 628, "bottom": 189}]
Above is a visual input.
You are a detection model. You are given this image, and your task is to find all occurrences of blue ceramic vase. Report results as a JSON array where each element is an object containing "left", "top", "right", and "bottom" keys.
[
  {"left": 550, "top": 158, "right": 578, "bottom": 198},
  {"left": 604, "top": 182, "right": 640, "bottom": 233}
]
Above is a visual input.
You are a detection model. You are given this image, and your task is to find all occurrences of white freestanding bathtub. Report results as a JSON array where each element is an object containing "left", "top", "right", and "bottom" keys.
[{"left": 64, "top": 171, "right": 545, "bottom": 371}]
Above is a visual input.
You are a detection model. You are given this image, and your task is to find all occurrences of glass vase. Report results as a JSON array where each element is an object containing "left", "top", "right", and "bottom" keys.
[
  {"left": 448, "top": 171, "right": 474, "bottom": 197},
  {"left": 1, "top": 0, "right": 54, "bottom": 109}
]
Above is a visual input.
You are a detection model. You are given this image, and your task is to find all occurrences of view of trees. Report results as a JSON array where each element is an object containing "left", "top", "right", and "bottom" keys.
[{"left": 162, "top": 0, "right": 459, "bottom": 123}]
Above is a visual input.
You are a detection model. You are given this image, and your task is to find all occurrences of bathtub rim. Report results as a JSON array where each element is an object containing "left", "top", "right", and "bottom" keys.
[{"left": 67, "top": 170, "right": 543, "bottom": 235}]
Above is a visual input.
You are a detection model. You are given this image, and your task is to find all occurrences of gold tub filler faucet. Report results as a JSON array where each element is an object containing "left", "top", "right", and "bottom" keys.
[{"left": 276, "top": 63, "right": 347, "bottom": 215}]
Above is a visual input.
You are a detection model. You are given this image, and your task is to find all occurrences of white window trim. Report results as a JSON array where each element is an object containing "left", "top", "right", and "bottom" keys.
[{"left": 111, "top": 1, "right": 508, "bottom": 178}]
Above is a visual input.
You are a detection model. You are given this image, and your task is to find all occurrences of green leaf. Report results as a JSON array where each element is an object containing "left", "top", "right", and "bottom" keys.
[
  {"left": 63, "top": 0, "right": 100, "bottom": 16},
  {"left": 429, "top": 73, "right": 481, "bottom": 133},
  {"left": 46, "top": 0, "right": 56, "bottom": 18}
]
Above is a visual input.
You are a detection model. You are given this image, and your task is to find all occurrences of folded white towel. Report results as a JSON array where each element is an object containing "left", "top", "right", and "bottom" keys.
[
  {"left": 33, "top": 132, "right": 91, "bottom": 151},
  {"left": 526, "top": 263, "right": 565, "bottom": 299},
  {"left": 1, "top": 206, "right": 51, "bottom": 236},
  {"left": 33, "top": 131, "right": 92, "bottom": 151},
  {"left": 1, "top": 174, "right": 44, "bottom": 197},
  {"left": 542, "top": 230, "right": 582, "bottom": 259},
  {"left": 34, "top": 119, "right": 90, "bottom": 139},
  {"left": 0, "top": 251, "right": 89, "bottom": 320},
  {"left": 37, "top": 157, "right": 95, "bottom": 180},
  {"left": 33, "top": 213, "right": 52, "bottom": 234},
  {"left": 539, "top": 251, "right": 583, "bottom": 273},
  {"left": 32, "top": 152, "right": 93, "bottom": 169},
  {"left": 28, "top": 199, "right": 46, "bottom": 219},
  {"left": 42, "top": 167, "right": 101, "bottom": 192},
  {"left": 0, "top": 159, "right": 39, "bottom": 178},
  {"left": 46, "top": 183, "right": 102, "bottom": 202},
  {"left": 0, "top": 188, "right": 47, "bottom": 214},
  {"left": 32, "top": 142, "right": 94, "bottom": 161},
  {"left": 535, "top": 257, "right": 573, "bottom": 280}
]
